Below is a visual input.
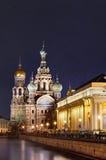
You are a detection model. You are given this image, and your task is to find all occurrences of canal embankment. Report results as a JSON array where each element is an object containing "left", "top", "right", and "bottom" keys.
[{"left": 20, "top": 135, "right": 106, "bottom": 160}]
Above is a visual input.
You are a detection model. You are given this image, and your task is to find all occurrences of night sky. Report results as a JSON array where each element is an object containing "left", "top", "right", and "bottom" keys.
[{"left": 0, "top": 0, "right": 106, "bottom": 119}]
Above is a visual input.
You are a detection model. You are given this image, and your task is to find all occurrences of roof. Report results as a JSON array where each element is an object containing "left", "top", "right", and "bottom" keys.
[
  {"left": 75, "top": 74, "right": 106, "bottom": 91},
  {"left": 58, "top": 74, "right": 106, "bottom": 103},
  {"left": 0, "top": 115, "right": 9, "bottom": 120}
]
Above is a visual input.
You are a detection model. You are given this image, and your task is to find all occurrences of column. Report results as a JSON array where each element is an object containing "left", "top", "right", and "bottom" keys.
[{"left": 83, "top": 104, "right": 85, "bottom": 129}]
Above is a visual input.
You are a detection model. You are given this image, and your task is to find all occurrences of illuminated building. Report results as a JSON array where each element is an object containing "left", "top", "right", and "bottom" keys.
[
  {"left": 10, "top": 44, "right": 62, "bottom": 132},
  {"left": 57, "top": 74, "right": 106, "bottom": 132},
  {"left": 0, "top": 116, "right": 9, "bottom": 133}
]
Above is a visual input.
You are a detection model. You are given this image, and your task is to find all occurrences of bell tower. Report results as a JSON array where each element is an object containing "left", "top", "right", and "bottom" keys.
[{"left": 34, "top": 43, "right": 53, "bottom": 96}]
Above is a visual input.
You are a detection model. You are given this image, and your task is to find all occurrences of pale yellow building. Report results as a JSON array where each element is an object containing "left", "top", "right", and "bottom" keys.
[
  {"left": 57, "top": 74, "right": 106, "bottom": 133},
  {"left": 0, "top": 117, "right": 9, "bottom": 133}
]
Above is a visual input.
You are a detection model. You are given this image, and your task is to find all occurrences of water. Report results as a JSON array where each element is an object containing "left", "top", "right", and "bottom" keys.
[{"left": 0, "top": 138, "right": 83, "bottom": 160}]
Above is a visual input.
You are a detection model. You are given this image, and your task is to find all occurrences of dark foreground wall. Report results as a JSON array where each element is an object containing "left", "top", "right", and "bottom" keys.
[{"left": 20, "top": 135, "right": 106, "bottom": 160}]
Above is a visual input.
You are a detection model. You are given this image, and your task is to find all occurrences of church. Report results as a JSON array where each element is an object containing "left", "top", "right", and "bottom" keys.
[{"left": 10, "top": 44, "right": 62, "bottom": 132}]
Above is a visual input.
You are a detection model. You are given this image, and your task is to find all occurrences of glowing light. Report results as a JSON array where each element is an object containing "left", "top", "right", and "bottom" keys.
[
  {"left": 53, "top": 121, "right": 57, "bottom": 125},
  {"left": 78, "top": 118, "right": 82, "bottom": 122},
  {"left": 36, "top": 125, "right": 38, "bottom": 128},
  {"left": 40, "top": 123, "right": 43, "bottom": 127},
  {"left": 31, "top": 125, "right": 35, "bottom": 129},
  {"left": 64, "top": 120, "right": 66, "bottom": 123},
  {"left": 22, "top": 125, "right": 25, "bottom": 129},
  {"left": 46, "top": 122, "right": 50, "bottom": 127},
  {"left": 98, "top": 115, "right": 101, "bottom": 120}
]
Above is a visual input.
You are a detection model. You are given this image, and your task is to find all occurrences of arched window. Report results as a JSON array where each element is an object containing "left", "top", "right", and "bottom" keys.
[
  {"left": 19, "top": 88, "right": 22, "bottom": 95},
  {"left": 43, "top": 82, "right": 46, "bottom": 90}
]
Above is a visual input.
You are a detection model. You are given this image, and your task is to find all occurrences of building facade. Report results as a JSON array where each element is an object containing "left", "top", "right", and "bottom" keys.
[
  {"left": 10, "top": 45, "right": 62, "bottom": 132},
  {"left": 0, "top": 117, "right": 9, "bottom": 133},
  {"left": 57, "top": 74, "right": 106, "bottom": 133}
]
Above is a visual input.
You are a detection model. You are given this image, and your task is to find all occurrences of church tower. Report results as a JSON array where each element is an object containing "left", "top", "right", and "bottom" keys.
[
  {"left": 10, "top": 60, "right": 28, "bottom": 124},
  {"left": 34, "top": 43, "right": 53, "bottom": 96}
]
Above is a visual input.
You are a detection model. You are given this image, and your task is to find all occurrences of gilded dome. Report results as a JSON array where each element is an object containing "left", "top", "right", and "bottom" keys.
[
  {"left": 14, "top": 63, "right": 26, "bottom": 77},
  {"left": 15, "top": 69, "right": 26, "bottom": 77}
]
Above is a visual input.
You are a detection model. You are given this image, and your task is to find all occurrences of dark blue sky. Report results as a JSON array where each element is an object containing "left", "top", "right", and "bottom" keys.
[{"left": 0, "top": 0, "right": 106, "bottom": 119}]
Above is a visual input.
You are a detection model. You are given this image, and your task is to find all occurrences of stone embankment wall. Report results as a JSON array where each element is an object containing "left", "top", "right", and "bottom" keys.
[{"left": 20, "top": 135, "right": 106, "bottom": 160}]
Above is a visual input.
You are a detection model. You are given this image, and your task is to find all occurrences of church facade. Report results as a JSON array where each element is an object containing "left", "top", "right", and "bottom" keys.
[{"left": 10, "top": 45, "right": 62, "bottom": 132}]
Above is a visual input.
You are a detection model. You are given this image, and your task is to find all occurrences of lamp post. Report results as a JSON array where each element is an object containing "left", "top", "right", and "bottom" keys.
[
  {"left": 31, "top": 125, "right": 35, "bottom": 133},
  {"left": 21, "top": 125, "right": 25, "bottom": 134},
  {"left": 46, "top": 122, "right": 50, "bottom": 130},
  {"left": 40, "top": 123, "right": 43, "bottom": 131},
  {"left": 36, "top": 125, "right": 38, "bottom": 131},
  {"left": 64, "top": 120, "right": 68, "bottom": 131},
  {"left": 22, "top": 125, "right": 25, "bottom": 129},
  {"left": 53, "top": 121, "right": 57, "bottom": 131},
  {"left": 78, "top": 118, "right": 82, "bottom": 131}
]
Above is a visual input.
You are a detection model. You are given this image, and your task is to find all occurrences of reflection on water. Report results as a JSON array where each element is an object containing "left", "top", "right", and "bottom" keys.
[{"left": 0, "top": 139, "right": 78, "bottom": 160}]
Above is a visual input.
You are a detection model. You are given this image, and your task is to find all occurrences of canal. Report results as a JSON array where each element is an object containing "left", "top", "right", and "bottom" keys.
[{"left": 0, "top": 138, "right": 87, "bottom": 160}]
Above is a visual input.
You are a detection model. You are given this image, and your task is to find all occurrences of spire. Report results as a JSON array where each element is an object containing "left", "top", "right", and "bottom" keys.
[
  {"left": 30, "top": 72, "right": 34, "bottom": 83},
  {"left": 56, "top": 74, "right": 59, "bottom": 83},
  {"left": 42, "top": 41, "right": 45, "bottom": 51},
  {"left": 18, "top": 56, "right": 22, "bottom": 69},
  {"left": 66, "top": 80, "right": 72, "bottom": 96},
  {"left": 68, "top": 80, "right": 71, "bottom": 90},
  {"left": 40, "top": 41, "right": 47, "bottom": 67}
]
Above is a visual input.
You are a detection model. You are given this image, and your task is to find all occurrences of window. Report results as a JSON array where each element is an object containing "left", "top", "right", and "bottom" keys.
[
  {"left": 32, "top": 119, "right": 34, "bottom": 124},
  {"left": 32, "top": 110, "right": 34, "bottom": 114},
  {"left": 19, "top": 88, "right": 22, "bottom": 95},
  {"left": 41, "top": 110, "right": 43, "bottom": 114},
  {"left": 43, "top": 82, "right": 46, "bottom": 90}
]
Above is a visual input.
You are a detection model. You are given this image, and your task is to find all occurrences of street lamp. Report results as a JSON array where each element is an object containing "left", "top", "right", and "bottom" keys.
[
  {"left": 40, "top": 123, "right": 43, "bottom": 131},
  {"left": 78, "top": 118, "right": 82, "bottom": 130},
  {"left": 46, "top": 122, "right": 50, "bottom": 129},
  {"left": 63, "top": 120, "right": 68, "bottom": 131},
  {"left": 36, "top": 125, "right": 38, "bottom": 131},
  {"left": 31, "top": 125, "right": 35, "bottom": 132},
  {"left": 53, "top": 121, "right": 57, "bottom": 130},
  {"left": 31, "top": 125, "right": 35, "bottom": 129},
  {"left": 21, "top": 125, "right": 25, "bottom": 134},
  {"left": 22, "top": 125, "right": 25, "bottom": 129}
]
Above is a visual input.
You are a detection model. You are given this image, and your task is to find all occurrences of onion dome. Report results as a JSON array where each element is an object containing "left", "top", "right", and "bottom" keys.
[
  {"left": 27, "top": 73, "right": 37, "bottom": 92},
  {"left": 27, "top": 83, "right": 37, "bottom": 92},
  {"left": 52, "top": 75, "right": 62, "bottom": 92},
  {"left": 14, "top": 63, "right": 26, "bottom": 77}
]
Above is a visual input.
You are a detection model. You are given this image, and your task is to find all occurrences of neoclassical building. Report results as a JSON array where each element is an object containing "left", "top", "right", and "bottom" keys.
[
  {"left": 0, "top": 116, "right": 9, "bottom": 133},
  {"left": 10, "top": 45, "right": 62, "bottom": 132},
  {"left": 57, "top": 74, "right": 106, "bottom": 133}
]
